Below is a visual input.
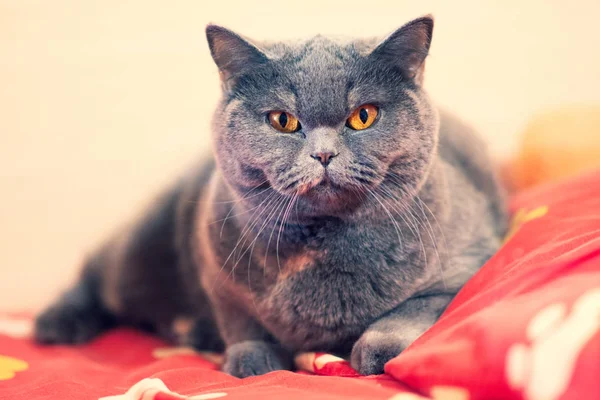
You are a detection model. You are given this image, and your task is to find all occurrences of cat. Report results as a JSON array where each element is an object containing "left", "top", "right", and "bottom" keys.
[{"left": 34, "top": 15, "right": 507, "bottom": 378}]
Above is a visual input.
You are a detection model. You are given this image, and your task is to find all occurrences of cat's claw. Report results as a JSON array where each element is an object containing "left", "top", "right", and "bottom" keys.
[
  {"left": 351, "top": 330, "right": 406, "bottom": 375},
  {"left": 222, "top": 341, "right": 291, "bottom": 378}
]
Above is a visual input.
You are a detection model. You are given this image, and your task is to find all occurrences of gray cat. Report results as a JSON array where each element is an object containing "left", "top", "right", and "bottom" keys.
[{"left": 34, "top": 15, "right": 507, "bottom": 377}]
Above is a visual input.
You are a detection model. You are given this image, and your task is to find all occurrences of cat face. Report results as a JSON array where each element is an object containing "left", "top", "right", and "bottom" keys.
[{"left": 208, "top": 17, "right": 439, "bottom": 216}]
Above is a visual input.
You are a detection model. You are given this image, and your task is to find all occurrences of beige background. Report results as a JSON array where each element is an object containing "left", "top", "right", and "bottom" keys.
[{"left": 1, "top": 0, "right": 599, "bottom": 310}]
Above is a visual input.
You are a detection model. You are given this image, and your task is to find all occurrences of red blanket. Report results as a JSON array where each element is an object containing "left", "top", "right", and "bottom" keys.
[{"left": 1, "top": 170, "right": 599, "bottom": 400}]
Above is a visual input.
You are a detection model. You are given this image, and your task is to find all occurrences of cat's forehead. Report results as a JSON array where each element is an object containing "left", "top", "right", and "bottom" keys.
[
  {"left": 262, "top": 36, "right": 360, "bottom": 125},
  {"left": 264, "top": 35, "right": 370, "bottom": 64},
  {"left": 236, "top": 35, "right": 384, "bottom": 126}
]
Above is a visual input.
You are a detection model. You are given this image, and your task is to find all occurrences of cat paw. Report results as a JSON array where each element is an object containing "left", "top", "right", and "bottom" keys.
[
  {"left": 34, "top": 304, "right": 112, "bottom": 345},
  {"left": 351, "top": 330, "right": 407, "bottom": 375},
  {"left": 222, "top": 341, "right": 290, "bottom": 378}
]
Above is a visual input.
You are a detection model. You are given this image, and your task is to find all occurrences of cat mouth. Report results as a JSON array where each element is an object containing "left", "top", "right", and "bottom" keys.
[
  {"left": 297, "top": 178, "right": 324, "bottom": 195},
  {"left": 297, "top": 172, "right": 339, "bottom": 194},
  {"left": 300, "top": 177, "right": 345, "bottom": 201},
  {"left": 290, "top": 175, "right": 364, "bottom": 214}
]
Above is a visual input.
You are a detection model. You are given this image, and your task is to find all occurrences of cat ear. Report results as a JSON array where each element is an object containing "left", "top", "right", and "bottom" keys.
[
  {"left": 369, "top": 15, "right": 434, "bottom": 84},
  {"left": 205, "top": 25, "right": 269, "bottom": 89}
]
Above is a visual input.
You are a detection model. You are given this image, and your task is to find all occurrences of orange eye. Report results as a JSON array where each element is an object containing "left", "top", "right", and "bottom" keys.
[
  {"left": 268, "top": 111, "right": 301, "bottom": 133},
  {"left": 346, "top": 104, "right": 378, "bottom": 130}
]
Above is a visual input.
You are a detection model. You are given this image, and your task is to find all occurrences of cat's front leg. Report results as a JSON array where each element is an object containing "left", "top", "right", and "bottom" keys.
[
  {"left": 351, "top": 294, "right": 454, "bottom": 375},
  {"left": 210, "top": 294, "right": 293, "bottom": 378},
  {"left": 223, "top": 340, "right": 292, "bottom": 378}
]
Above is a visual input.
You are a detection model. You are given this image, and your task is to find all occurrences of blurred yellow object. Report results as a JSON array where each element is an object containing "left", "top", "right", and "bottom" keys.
[{"left": 506, "top": 106, "right": 600, "bottom": 191}]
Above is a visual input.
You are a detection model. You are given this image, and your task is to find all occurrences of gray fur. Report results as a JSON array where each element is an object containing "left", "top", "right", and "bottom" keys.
[{"left": 34, "top": 15, "right": 507, "bottom": 377}]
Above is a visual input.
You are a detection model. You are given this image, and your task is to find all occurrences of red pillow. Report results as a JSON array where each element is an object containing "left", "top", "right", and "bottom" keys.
[{"left": 386, "top": 169, "right": 600, "bottom": 400}]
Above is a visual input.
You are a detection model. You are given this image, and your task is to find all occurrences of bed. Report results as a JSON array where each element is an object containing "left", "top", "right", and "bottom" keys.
[{"left": 1, "top": 169, "right": 599, "bottom": 400}]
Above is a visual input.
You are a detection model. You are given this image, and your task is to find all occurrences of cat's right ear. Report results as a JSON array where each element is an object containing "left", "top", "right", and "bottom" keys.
[
  {"left": 369, "top": 15, "right": 434, "bottom": 85},
  {"left": 205, "top": 25, "right": 269, "bottom": 90}
]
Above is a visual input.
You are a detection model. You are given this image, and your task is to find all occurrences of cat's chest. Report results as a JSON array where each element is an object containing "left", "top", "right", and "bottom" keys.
[
  {"left": 210, "top": 213, "right": 426, "bottom": 349},
  {"left": 254, "top": 252, "right": 409, "bottom": 350}
]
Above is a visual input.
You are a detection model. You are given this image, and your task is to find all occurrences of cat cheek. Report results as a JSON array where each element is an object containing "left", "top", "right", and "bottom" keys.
[{"left": 236, "top": 162, "right": 268, "bottom": 186}]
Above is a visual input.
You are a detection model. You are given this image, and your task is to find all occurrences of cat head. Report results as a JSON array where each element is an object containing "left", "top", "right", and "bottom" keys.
[{"left": 206, "top": 16, "right": 439, "bottom": 217}]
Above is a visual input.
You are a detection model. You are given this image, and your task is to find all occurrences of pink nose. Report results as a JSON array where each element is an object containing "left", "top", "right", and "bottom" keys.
[{"left": 310, "top": 151, "right": 337, "bottom": 167}]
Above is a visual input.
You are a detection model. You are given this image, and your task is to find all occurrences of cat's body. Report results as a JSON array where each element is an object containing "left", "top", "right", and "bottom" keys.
[{"left": 35, "top": 16, "right": 507, "bottom": 377}]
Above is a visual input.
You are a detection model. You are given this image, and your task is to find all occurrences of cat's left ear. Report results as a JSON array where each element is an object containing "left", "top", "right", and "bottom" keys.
[
  {"left": 369, "top": 15, "right": 434, "bottom": 85},
  {"left": 205, "top": 25, "right": 269, "bottom": 90}
]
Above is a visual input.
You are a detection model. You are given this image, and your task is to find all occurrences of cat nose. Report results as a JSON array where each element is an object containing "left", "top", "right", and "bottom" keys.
[{"left": 310, "top": 151, "right": 338, "bottom": 167}]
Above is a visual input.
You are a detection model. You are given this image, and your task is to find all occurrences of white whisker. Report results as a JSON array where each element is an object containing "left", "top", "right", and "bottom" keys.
[{"left": 366, "top": 188, "right": 404, "bottom": 252}]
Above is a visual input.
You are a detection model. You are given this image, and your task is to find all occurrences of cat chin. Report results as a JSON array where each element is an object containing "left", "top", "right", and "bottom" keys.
[{"left": 293, "top": 184, "right": 364, "bottom": 216}]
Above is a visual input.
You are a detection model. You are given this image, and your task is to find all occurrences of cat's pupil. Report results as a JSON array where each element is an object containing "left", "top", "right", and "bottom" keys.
[
  {"left": 279, "top": 113, "right": 288, "bottom": 128},
  {"left": 359, "top": 108, "right": 369, "bottom": 124}
]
